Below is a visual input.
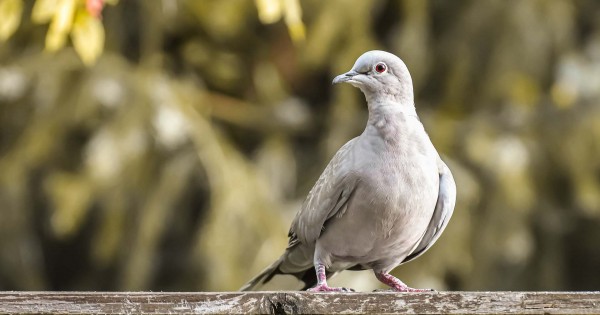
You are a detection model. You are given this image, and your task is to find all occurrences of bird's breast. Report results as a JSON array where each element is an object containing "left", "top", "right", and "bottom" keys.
[{"left": 353, "top": 132, "right": 439, "bottom": 238}]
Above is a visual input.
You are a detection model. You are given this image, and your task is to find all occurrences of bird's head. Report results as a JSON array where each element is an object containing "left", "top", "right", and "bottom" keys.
[{"left": 333, "top": 50, "right": 414, "bottom": 105}]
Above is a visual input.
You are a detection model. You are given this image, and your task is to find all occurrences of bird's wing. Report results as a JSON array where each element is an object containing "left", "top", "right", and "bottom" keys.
[
  {"left": 289, "top": 138, "right": 359, "bottom": 247},
  {"left": 401, "top": 158, "right": 456, "bottom": 264}
]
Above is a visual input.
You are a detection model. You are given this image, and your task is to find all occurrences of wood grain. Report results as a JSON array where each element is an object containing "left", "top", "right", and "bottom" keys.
[{"left": 0, "top": 291, "right": 598, "bottom": 314}]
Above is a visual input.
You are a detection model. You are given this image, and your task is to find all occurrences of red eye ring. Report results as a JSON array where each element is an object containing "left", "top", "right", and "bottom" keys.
[{"left": 375, "top": 63, "right": 387, "bottom": 73}]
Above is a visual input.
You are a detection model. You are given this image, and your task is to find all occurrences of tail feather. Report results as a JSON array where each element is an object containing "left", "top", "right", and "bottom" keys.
[
  {"left": 240, "top": 256, "right": 343, "bottom": 291},
  {"left": 241, "top": 245, "right": 346, "bottom": 291},
  {"left": 240, "top": 257, "right": 285, "bottom": 291}
]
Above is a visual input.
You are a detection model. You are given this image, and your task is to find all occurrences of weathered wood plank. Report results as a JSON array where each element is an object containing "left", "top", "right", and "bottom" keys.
[{"left": 0, "top": 291, "right": 598, "bottom": 314}]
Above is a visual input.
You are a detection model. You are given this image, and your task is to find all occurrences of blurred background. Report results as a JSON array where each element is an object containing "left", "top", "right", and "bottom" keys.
[{"left": 0, "top": 0, "right": 599, "bottom": 292}]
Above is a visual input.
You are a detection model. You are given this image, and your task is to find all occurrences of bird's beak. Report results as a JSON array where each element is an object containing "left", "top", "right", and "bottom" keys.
[{"left": 332, "top": 70, "right": 360, "bottom": 84}]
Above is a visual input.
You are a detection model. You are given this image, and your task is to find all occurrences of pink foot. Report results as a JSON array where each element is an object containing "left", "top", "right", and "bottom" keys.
[
  {"left": 307, "top": 284, "right": 355, "bottom": 292},
  {"left": 375, "top": 272, "right": 433, "bottom": 292},
  {"left": 308, "top": 263, "right": 355, "bottom": 292}
]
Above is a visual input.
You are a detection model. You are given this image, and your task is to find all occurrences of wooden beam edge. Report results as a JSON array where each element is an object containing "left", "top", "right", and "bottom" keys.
[{"left": 0, "top": 291, "right": 598, "bottom": 314}]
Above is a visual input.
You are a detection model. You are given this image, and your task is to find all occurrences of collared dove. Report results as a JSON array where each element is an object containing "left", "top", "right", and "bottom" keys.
[{"left": 241, "top": 50, "right": 456, "bottom": 292}]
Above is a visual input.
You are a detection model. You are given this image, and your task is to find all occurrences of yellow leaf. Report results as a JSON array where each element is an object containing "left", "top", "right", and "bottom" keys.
[
  {"left": 104, "top": 0, "right": 118, "bottom": 5},
  {"left": 44, "top": 172, "right": 93, "bottom": 239},
  {"left": 45, "top": 0, "right": 76, "bottom": 51},
  {"left": 283, "top": 0, "right": 305, "bottom": 43},
  {"left": 0, "top": 0, "right": 23, "bottom": 41},
  {"left": 31, "top": 0, "right": 58, "bottom": 23},
  {"left": 255, "top": 0, "right": 282, "bottom": 24},
  {"left": 71, "top": 10, "right": 104, "bottom": 66},
  {"left": 286, "top": 21, "right": 305, "bottom": 44}
]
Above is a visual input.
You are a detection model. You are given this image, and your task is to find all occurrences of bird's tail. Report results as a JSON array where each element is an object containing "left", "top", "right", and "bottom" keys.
[{"left": 239, "top": 256, "right": 285, "bottom": 291}]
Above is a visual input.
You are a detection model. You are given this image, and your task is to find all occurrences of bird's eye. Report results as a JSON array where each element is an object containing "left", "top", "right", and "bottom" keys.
[{"left": 375, "top": 63, "right": 387, "bottom": 73}]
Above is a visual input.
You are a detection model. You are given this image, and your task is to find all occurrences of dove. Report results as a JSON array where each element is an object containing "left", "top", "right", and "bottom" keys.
[{"left": 241, "top": 50, "right": 456, "bottom": 292}]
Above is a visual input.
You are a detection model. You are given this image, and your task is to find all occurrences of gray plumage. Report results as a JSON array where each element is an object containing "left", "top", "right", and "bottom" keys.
[{"left": 241, "top": 50, "right": 456, "bottom": 292}]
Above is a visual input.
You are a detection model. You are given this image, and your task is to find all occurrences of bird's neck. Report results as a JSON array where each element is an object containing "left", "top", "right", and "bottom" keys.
[
  {"left": 362, "top": 76, "right": 414, "bottom": 106},
  {"left": 367, "top": 99, "right": 418, "bottom": 122},
  {"left": 364, "top": 101, "right": 420, "bottom": 143}
]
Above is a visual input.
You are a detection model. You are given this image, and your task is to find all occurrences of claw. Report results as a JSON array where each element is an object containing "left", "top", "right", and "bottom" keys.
[{"left": 375, "top": 272, "right": 432, "bottom": 292}]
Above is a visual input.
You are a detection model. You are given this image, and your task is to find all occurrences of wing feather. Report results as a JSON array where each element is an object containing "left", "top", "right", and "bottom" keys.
[
  {"left": 402, "top": 158, "right": 456, "bottom": 264},
  {"left": 289, "top": 138, "right": 359, "bottom": 246}
]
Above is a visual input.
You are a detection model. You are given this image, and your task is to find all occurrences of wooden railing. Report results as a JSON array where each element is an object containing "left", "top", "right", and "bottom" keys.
[{"left": 1, "top": 291, "right": 599, "bottom": 314}]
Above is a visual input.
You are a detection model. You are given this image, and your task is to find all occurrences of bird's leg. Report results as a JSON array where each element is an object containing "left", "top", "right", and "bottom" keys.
[
  {"left": 307, "top": 263, "right": 354, "bottom": 292},
  {"left": 374, "top": 272, "right": 433, "bottom": 292}
]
